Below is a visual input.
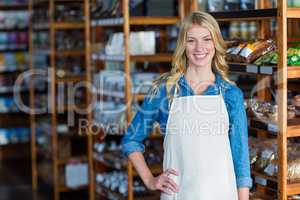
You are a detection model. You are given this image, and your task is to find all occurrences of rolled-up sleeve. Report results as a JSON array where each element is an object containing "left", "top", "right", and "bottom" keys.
[
  {"left": 121, "top": 85, "right": 165, "bottom": 157},
  {"left": 227, "top": 87, "right": 253, "bottom": 189}
]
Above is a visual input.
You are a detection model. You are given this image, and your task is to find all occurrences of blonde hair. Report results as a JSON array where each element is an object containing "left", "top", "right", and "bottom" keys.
[{"left": 150, "top": 11, "right": 233, "bottom": 99}]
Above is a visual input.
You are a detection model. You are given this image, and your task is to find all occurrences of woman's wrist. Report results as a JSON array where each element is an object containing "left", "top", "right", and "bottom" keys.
[{"left": 143, "top": 174, "right": 155, "bottom": 189}]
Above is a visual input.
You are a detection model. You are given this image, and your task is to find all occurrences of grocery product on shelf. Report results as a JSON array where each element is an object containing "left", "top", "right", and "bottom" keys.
[
  {"left": 247, "top": 98, "right": 298, "bottom": 123},
  {"left": 249, "top": 137, "right": 300, "bottom": 183},
  {"left": 0, "top": 128, "right": 30, "bottom": 145},
  {"left": 104, "top": 31, "right": 156, "bottom": 56},
  {"left": 227, "top": 39, "right": 276, "bottom": 63},
  {"left": 0, "top": 52, "right": 28, "bottom": 72}
]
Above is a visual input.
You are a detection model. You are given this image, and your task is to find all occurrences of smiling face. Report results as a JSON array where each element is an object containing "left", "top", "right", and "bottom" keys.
[{"left": 185, "top": 24, "right": 215, "bottom": 69}]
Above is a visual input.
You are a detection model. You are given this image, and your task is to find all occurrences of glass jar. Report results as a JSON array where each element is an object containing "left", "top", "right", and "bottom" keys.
[
  {"left": 229, "top": 21, "right": 240, "bottom": 39},
  {"left": 240, "top": 22, "right": 249, "bottom": 40}
]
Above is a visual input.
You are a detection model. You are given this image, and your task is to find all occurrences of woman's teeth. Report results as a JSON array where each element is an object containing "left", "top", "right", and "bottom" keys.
[{"left": 194, "top": 54, "right": 206, "bottom": 59}]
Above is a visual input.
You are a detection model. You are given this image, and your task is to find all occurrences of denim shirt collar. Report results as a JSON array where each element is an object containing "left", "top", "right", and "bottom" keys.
[{"left": 177, "top": 73, "right": 232, "bottom": 96}]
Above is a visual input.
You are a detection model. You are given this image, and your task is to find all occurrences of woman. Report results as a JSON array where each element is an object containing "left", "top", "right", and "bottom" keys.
[{"left": 121, "top": 11, "right": 252, "bottom": 200}]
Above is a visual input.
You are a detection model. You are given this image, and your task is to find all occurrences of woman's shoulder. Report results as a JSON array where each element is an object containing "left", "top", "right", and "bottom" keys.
[
  {"left": 145, "top": 79, "right": 168, "bottom": 102},
  {"left": 221, "top": 79, "right": 244, "bottom": 102}
]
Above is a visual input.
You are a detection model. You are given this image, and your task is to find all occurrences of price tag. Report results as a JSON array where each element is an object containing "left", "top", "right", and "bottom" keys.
[
  {"left": 268, "top": 123, "right": 278, "bottom": 133},
  {"left": 260, "top": 66, "right": 274, "bottom": 75},
  {"left": 246, "top": 64, "right": 258, "bottom": 73},
  {"left": 65, "top": 163, "right": 88, "bottom": 188}
]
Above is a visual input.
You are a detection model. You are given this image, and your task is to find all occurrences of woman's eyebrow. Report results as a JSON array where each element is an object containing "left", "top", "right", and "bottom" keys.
[{"left": 202, "top": 35, "right": 211, "bottom": 38}]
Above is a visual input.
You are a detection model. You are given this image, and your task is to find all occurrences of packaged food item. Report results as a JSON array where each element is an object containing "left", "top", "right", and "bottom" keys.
[
  {"left": 287, "top": 46, "right": 300, "bottom": 66},
  {"left": 226, "top": 43, "right": 247, "bottom": 62},
  {"left": 238, "top": 39, "right": 276, "bottom": 63},
  {"left": 253, "top": 51, "right": 278, "bottom": 66},
  {"left": 292, "top": 95, "right": 300, "bottom": 108},
  {"left": 254, "top": 139, "right": 277, "bottom": 172}
]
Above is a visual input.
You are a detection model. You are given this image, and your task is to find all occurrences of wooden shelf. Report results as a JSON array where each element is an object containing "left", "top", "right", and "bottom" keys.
[
  {"left": 94, "top": 53, "right": 173, "bottom": 62},
  {"left": 249, "top": 117, "right": 300, "bottom": 137},
  {"left": 287, "top": 8, "right": 300, "bottom": 18},
  {"left": 56, "top": 50, "right": 85, "bottom": 57},
  {"left": 210, "top": 8, "right": 277, "bottom": 21},
  {"left": 57, "top": 155, "right": 87, "bottom": 166},
  {"left": 228, "top": 63, "right": 300, "bottom": 79},
  {"left": 92, "top": 16, "right": 180, "bottom": 27},
  {"left": 52, "top": 22, "right": 85, "bottom": 30}
]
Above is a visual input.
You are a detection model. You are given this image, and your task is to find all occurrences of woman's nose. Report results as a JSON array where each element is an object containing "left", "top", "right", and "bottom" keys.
[{"left": 194, "top": 42, "right": 206, "bottom": 51}]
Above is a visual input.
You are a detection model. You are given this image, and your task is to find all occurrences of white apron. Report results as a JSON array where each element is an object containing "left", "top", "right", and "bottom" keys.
[{"left": 161, "top": 86, "right": 238, "bottom": 200}]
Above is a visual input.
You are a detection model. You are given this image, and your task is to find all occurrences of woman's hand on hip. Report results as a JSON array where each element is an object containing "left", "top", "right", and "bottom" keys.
[{"left": 145, "top": 169, "right": 179, "bottom": 195}]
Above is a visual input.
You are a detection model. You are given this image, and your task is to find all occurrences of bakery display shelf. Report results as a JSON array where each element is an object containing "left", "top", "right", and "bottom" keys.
[
  {"left": 96, "top": 182, "right": 160, "bottom": 200},
  {"left": 91, "top": 16, "right": 180, "bottom": 27},
  {"left": 93, "top": 53, "right": 173, "bottom": 62},
  {"left": 0, "top": 4, "right": 28, "bottom": 10},
  {"left": 52, "top": 22, "right": 85, "bottom": 30},
  {"left": 249, "top": 117, "right": 300, "bottom": 137},
  {"left": 228, "top": 62, "right": 300, "bottom": 79},
  {"left": 288, "top": 182, "right": 300, "bottom": 195},
  {"left": 209, "top": 8, "right": 276, "bottom": 21}
]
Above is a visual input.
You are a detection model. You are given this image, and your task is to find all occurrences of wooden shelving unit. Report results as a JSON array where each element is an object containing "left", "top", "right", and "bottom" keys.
[
  {"left": 29, "top": 0, "right": 94, "bottom": 199},
  {"left": 192, "top": 0, "right": 300, "bottom": 199},
  {"left": 90, "top": 0, "right": 187, "bottom": 200}
]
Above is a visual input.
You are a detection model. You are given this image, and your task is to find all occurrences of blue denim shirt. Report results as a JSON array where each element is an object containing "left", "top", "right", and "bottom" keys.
[{"left": 121, "top": 73, "right": 253, "bottom": 188}]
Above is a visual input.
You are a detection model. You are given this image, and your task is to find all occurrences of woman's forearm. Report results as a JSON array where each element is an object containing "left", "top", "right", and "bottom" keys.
[
  {"left": 238, "top": 187, "right": 249, "bottom": 200},
  {"left": 128, "top": 151, "right": 154, "bottom": 187}
]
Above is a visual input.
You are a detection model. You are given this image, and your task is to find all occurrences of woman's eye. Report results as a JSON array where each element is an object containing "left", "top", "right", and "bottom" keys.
[
  {"left": 187, "top": 39, "right": 194, "bottom": 43},
  {"left": 204, "top": 38, "right": 212, "bottom": 41}
]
